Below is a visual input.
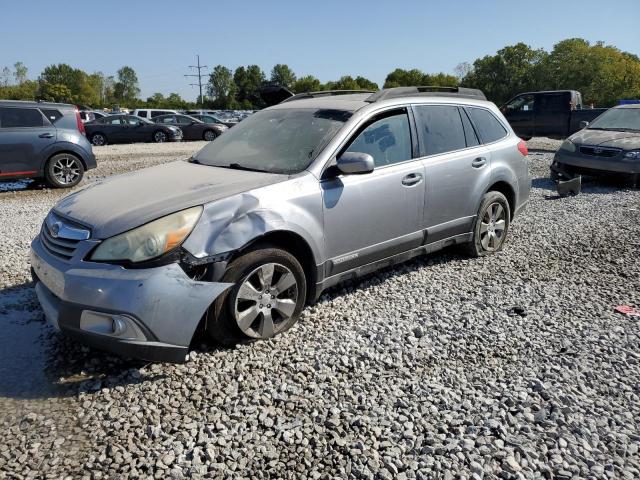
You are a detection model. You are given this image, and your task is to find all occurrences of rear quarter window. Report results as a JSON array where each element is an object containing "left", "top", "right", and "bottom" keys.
[
  {"left": 0, "top": 107, "right": 45, "bottom": 128},
  {"left": 40, "top": 108, "right": 63, "bottom": 124},
  {"left": 466, "top": 107, "right": 508, "bottom": 144}
]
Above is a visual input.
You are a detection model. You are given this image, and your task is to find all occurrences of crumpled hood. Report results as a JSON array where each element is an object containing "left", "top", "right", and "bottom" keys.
[
  {"left": 54, "top": 161, "right": 287, "bottom": 239},
  {"left": 570, "top": 129, "right": 640, "bottom": 150}
]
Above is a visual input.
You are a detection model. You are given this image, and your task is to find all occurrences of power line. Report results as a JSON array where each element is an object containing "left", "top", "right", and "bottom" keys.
[{"left": 184, "top": 54, "right": 208, "bottom": 107}]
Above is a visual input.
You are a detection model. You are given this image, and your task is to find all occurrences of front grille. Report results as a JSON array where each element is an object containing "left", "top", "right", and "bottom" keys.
[
  {"left": 579, "top": 146, "right": 621, "bottom": 158},
  {"left": 41, "top": 222, "right": 80, "bottom": 260}
]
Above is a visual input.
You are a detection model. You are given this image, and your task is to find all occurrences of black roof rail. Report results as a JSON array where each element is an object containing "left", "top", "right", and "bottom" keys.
[
  {"left": 280, "top": 90, "right": 376, "bottom": 103},
  {"left": 366, "top": 86, "right": 486, "bottom": 102}
]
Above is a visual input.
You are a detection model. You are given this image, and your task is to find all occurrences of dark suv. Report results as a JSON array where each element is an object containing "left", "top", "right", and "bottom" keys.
[{"left": 0, "top": 100, "right": 96, "bottom": 188}]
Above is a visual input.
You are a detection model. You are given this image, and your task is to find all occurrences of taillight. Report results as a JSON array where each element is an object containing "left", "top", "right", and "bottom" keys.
[
  {"left": 517, "top": 139, "right": 528, "bottom": 156},
  {"left": 75, "top": 108, "right": 86, "bottom": 136}
]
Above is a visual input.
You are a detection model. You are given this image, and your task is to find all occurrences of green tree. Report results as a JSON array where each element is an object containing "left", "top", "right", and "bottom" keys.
[
  {"left": 460, "top": 42, "right": 547, "bottom": 104},
  {"left": 325, "top": 75, "right": 379, "bottom": 91},
  {"left": 14, "top": 62, "right": 27, "bottom": 84},
  {"left": 207, "top": 65, "right": 237, "bottom": 109},
  {"left": 113, "top": 66, "right": 140, "bottom": 103},
  {"left": 234, "top": 64, "right": 265, "bottom": 108},
  {"left": 292, "top": 75, "right": 322, "bottom": 93},
  {"left": 270, "top": 64, "right": 296, "bottom": 89},
  {"left": 383, "top": 68, "right": 426, "bottom": 88},
  {"left": 39, "top": 83, "right": 73, "bottom": 102},
  {"left": 0, "top": 79, "right": 38, "bottom": 100},
  {"left": 146, "top": 92, "right": 166, "bottom": 107}
]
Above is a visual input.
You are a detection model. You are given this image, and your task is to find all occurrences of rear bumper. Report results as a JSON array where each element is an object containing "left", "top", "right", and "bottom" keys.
[
  {"left": 30, "top": 235, "right": 232, "bottom": 363},
  {"left": 554, "top": 150, "right": 640, "bottom": 174}
]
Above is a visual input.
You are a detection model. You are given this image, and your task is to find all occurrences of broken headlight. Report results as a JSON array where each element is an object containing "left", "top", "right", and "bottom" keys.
[
  {"left": 559, "top": 139, "right": 576, "bottom": 153},
  {"left": 91, "top": 206, "right": 202, "bottom": 263}
]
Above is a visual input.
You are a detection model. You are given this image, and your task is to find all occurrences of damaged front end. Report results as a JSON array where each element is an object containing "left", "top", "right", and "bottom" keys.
[{"left": 30, "top": 211, "right": 234, "bottom": 363}]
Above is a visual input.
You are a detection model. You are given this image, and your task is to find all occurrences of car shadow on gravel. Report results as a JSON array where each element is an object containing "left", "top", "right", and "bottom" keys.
[
  {"left": 0, "top": 282, "right": 166, "bottom": 401},
  {"left": 0, "top": 179, "right": 44, "bottom": 193}
]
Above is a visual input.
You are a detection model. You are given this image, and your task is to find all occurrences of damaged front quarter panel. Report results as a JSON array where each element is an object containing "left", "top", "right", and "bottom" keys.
[{"left": 182, "top": 176, "right": 325, "bottom": 266}]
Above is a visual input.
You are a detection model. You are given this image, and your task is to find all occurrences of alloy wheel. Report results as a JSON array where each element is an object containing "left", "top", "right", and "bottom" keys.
[
  {"left": 204, "top": 130, "right": 217, "bottom": 141},
  {"left": 479, "top": 202, "right": 507, "bottom": 251},
  {"left": 92, "top": 134, "right": 105, "bottom": 146},
  {"left": 234, "top": 263, "right": 298, "bottom": 339},
  {"left": 154, "top": 131, "right": 167, "bottom": 143},
  {"left": 52, "top": 156, "right": 81, "bottom": 185}
]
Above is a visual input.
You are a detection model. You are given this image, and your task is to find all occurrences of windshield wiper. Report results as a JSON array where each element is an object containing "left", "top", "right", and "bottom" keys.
[{"left": 226, "top": 163, "right": 270, "bottom": 173}]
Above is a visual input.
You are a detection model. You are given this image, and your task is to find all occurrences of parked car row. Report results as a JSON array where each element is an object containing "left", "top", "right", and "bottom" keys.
[{"left": 85, "top": 113, "right": 227, "bottom": 146}]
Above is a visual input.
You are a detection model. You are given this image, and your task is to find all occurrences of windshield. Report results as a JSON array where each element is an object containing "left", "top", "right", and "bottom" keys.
[
  {"left": 192, "top": 108, "right": 352, "bottom": 174},
  {"left": 589, "top": 108, "right": 640, "bottom": 131}
]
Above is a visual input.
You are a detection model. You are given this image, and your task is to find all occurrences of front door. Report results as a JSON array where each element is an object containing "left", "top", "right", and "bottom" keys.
[
  {"left": 321, "top": 109, "right": 425, "bottom": 277},
  {"left": 502, "top": 93, "right": 535, "bottom": 138},
  {"left": 0, "top": 106, "right": 56, "bottom": 178}
]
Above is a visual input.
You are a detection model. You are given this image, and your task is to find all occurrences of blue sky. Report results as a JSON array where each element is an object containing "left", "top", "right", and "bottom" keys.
[{"left": 1, "top": 0, "right": 638, "bottom": 100}]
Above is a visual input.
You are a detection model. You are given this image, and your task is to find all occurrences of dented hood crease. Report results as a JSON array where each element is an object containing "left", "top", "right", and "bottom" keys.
[{"left": 54, "top": 161, "right": 287, "bottom": 239}]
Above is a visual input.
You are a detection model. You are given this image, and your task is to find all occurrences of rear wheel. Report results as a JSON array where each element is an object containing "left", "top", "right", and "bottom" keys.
[
  {"left": 203, "top": 129, "right": 218, "bottom": 141},
  {"left": 91, "top": 133, "right": 107, "bottom": 146},
  {"left": 153, "top": 130, "right": 167, "bottom": 143},
  {"left": 464, "top": 191, "right": 510, "bottom": 257},
  {"left": 208, "top": 246, "right": 307, "bottom": 346},
  {"left": 44, "top": 153, "right": 84, "bottom": 188}
]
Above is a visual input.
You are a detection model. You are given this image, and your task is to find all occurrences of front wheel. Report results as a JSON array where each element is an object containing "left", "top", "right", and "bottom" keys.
[
  {"left": 153, "top": 130, "right": 167, "bottom": 143},
  {"left": 208, "top": 246, "right": 307, "bottom": 346},
  {"left": 44, "top": 153, "right": 84, "bottom": 188},
  {"left": 464, "top": 191, "right": 511, "bottom": 257}
]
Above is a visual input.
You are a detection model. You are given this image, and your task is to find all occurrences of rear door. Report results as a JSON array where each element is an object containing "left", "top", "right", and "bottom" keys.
[
  {"left": 176, "top": 115, "right": 196, "bottom": 140},
  {"left": 534, "top": 92, "right": 570, "bottom": 138},
  {"left": 414, "top": 104, "right": 492, "bottom": 241},
  {"left": 321, "top": 108, "right": 425, "bottom": 276},
  {"left": 0, "top": 106, "right": 56, "bottom": 178}
]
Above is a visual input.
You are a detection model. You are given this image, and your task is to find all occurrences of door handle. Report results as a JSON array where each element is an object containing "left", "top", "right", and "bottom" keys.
[
  {"left": 39, "top": 133, "right": 54, "bottom": 138},
  {"left": 471, "top": 157, "right": 487, "bottom": 168},
  {"left": 401, "top": 173, "right": 423, "bottom": 186}
]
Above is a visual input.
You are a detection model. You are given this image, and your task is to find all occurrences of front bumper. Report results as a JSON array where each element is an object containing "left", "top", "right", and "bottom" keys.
[
  {"left": 554, "top": 149, "right": 640, "bottom": 175},
  {"left": 30, "top": 236, "right": 231, "bottom": 363}
]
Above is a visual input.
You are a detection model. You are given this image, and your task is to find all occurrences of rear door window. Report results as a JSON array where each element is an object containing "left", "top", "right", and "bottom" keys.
[
  {"left": 137, "top": 110, "right": 147, "bottom": 118},
  {"left": 466, "top": 108, "right": 508, "bottom": 144},
  {"left": 414, "top": 105, "right": 467, "bottom": 156},
  {"left": 344, "top": 111, "right": 413, "bottom": 167},
  {"left": 0, "top": 107, "right": 45, "bottom": 128}
]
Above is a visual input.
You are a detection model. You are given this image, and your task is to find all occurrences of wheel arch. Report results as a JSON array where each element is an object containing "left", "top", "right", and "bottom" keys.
[
  {"left": 485, "top": 180, "right": 516, "bottom": 219},
  {"left": 231, "top": 230, "right": 318, "bottom": 304}
]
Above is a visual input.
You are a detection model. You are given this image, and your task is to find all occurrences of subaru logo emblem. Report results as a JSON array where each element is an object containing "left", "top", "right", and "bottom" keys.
[
  {"left": 594, "top": 148, "right": 602, "bottom": 154},
  {"left": 51, "top": 222, "right": 61, "bottom": 238}
]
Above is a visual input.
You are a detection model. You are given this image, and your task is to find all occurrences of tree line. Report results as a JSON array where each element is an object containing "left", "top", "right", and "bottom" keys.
[{"left": 1, "top": 38, "right": 638, "bottom": 110}]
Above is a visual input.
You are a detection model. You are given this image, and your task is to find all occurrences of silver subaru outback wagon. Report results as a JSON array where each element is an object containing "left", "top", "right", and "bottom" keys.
[{"left": 30, "top": 87, "right": 530, "bottom": 362}]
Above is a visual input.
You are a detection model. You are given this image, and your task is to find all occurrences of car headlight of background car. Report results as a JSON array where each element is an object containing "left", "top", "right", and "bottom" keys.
[
  {"left": 559, "top": 139, "right": 576, "bottom": 153},
  {"left": 624, "top": 150, "right": 640, "bottom": 159},
  {"left": 91, "top": 206, "right": 202, "bottom": 263}
]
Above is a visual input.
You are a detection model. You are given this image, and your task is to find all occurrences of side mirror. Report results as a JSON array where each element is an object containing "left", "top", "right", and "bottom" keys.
[
  {"left": 138, "top": 122, "right": 145, "bottom": 127},
  {"left": 579, "top": 120, "right": 589, "bottom": 129},
  {"left": 336, "top": 152, "right": 374, "bottom": 175}
]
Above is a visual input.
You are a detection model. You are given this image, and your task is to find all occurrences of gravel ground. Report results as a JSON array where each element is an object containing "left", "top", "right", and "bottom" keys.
[{"left": 1, "top": 138, "right": 639, "bottom": 479}]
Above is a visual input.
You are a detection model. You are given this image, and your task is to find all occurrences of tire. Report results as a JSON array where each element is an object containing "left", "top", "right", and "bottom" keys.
[
  {"left": 208, "top": 245, "right": 307, "bottom": 346},
  {"left": 44, "top": 153, "right": 84, "bottom": 188},
  {"left": 203, "top": 129, "right": 218, "bottom": 141},
  {"left": 91, "top": 133, "right": 107, "bottom": 146},
  {"left": 464, "top": 191, "right": 511, "bottom": 257},
  {"left": 153, "top": 130, "right": 167, "bottom": 143}
]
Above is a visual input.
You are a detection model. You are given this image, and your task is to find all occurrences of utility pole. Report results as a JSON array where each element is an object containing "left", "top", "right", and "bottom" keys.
[{"left": 185, "top": 54, "right": 208, "bottom": 107}]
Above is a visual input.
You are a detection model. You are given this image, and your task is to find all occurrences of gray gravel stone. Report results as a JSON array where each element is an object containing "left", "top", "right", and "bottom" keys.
[{"left": 1, "top": 138, "right": 639, "bottom": 478}]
